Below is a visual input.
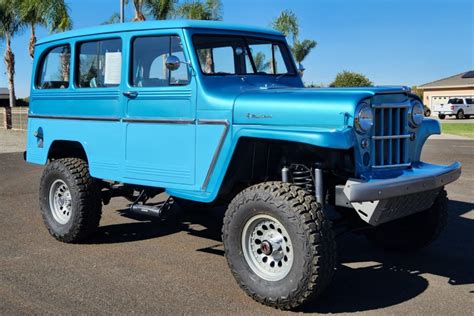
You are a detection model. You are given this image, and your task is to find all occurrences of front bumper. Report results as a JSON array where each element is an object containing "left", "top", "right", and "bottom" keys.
[{"left": 336, "top": 162, "right": 461, "bottom": 225}]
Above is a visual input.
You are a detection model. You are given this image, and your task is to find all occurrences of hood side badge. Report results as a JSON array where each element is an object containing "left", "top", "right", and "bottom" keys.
[{"left": 246, "top": 113, "right": 273, "bottom": 119}]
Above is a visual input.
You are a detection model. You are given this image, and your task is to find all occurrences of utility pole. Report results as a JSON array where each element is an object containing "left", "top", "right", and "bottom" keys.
[{"left": 120, "top": 0, "right": 125, "bottom": 23}]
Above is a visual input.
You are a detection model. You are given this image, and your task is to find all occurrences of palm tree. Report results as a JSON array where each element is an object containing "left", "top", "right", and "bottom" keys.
[
  {"left": 0, "top": 0, "right": 23, "bottom": 129},
  {"left": 125, "top": 0, "right": 175, "bottom": 22},
  {"left": 177, "top": 0, "right": 222, "bottom": 71},
  {"left": 146, "top": 0, "right": 175, "bottom": 20},
  {"left": 271, "top": 10, "right": 299, "bottom": 44},
  {"left": 271, "top": 10, "right": 317, "bottom": 77},
  {"left": 19, "top": 0, "right": 72, "bottom": 59},
  {"left": 177, "top": 0, "right": 222, "bottom": 21},
  {"left": 253, "top": 52, "right": 270, "bottom": 73},
  {"left": 291, "top": 39, "right": 317, "bottom": 75}
]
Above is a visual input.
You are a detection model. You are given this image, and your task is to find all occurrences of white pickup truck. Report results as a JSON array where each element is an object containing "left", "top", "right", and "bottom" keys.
[{"left": 434, "top": 97, "right": 473, "bottom": 119}]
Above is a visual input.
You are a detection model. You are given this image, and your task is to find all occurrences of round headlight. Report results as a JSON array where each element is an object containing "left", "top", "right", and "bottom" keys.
[
  {"left": 409, "top": 100, "right": 424, "bottom": 127},
  {"left": 355, "top": 103, "right": 373, "bottom": 133}
]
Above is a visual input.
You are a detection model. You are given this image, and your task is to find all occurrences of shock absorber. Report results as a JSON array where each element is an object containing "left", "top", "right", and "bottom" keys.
[{"left": 314, "top": 163, "right": 324, "bottom": 206}]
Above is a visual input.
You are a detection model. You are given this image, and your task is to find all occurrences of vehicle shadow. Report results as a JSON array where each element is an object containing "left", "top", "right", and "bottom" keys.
[
  {"left": 86, "top": 204, "right": 226, "bottom": 245},
  {"left": 86, "top": 199, "right": 473, "bottom": 313},
  {"left": 300, "top": 199, "right": 474, "bottom": 313}
]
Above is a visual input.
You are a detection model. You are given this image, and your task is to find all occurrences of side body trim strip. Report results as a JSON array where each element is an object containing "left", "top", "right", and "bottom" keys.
[{"left": 198, "top": 119, "right": 230, "bottom": 191}]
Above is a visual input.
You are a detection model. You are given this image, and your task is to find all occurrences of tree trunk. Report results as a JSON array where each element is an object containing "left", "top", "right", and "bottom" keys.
[
  {"left": 29, "top": 24, "right": 37, "bottom": 59},
  {"left": 4, "top": 33, "right": 15, "bottom": 129},
  {"left": 132, "top": 0, "right": 146, "bottom": 21}
]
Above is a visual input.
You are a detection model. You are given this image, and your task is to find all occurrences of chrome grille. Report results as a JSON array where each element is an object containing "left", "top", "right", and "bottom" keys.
[{"left": 372, "top": 104, "right": 411, "bottom": 168}]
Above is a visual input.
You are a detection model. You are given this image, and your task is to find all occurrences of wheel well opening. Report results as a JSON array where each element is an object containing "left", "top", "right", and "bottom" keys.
[
  {"left": 216, "top": 137, "right": 354, "bottom": 203},
  {"left": 48, "top": 141, "right": 88, "bottom": 162}
]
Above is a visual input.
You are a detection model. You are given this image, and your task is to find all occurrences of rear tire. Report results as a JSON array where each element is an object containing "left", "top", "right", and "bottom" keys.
[
  {"left": 222, "top": 182, "right": 337, "bottom": 310},
  {"left": 365, "top": 189, "right": 448, "bottom": 251},
  {"left": 438, "top": 114, "right": 446, "bottom": 119},
  {"left": 39, "top": 158, "right": 102, "bottom": 243},
  {"left": 456, "top": 110, "right": 465, "bottom": 119}
]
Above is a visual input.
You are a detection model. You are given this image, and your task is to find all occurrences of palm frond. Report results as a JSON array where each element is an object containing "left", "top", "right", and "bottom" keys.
[
  {"left": 291, "top": 39, "right": 317, "bottom": 63},
  {"left": 271, "top": 9, "right": 299, "bottom": 43}
]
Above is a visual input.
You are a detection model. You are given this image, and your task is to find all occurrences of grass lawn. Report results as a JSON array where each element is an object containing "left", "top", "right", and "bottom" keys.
[{"left": 441, "top": 123, "right": 474, "bottom": 138}]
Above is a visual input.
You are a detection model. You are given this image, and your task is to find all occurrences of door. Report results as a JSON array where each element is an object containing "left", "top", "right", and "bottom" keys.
[
  {"left": 465, "top": 97, "right": 474, "bottom": 115},
  {"left": 123, "top": 33, "right": 196, "bottom": 186}
]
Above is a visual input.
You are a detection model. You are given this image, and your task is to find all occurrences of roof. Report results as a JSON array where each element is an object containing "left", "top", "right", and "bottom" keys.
[
  {"left": 419, "top": 71, "right": 474, "bottom": 89},
  {"left": 36, "top": 20, "right": 283, "bottom": 45}
]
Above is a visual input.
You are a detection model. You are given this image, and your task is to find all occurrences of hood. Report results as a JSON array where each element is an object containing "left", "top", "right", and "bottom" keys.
[{"left": 233, "top": 86, "right": 408, "bottom": 129}]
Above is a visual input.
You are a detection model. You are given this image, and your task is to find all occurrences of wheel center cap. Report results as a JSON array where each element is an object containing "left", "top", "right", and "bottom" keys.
[
  {"left": 260, "top": 241, "right": 272, "bottom": 255},
  {"left": 58, "top": 197, "right": 65, "bottom": 206}
]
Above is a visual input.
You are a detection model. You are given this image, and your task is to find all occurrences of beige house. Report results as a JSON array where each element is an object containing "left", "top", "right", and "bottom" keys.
[{"left": 419, "top": 71, "right": 474, "bottom": 108}]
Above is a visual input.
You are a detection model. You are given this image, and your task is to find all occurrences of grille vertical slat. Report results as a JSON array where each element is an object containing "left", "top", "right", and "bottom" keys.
[
  {"left": 379, "top": 109, "right": 384, "bottom": 165},
  {"left": 388, "top": 108, "right": 392, "bottom": 165},
  {"left": 395, "top": 107, "right": 400, "bottom": 164},
  {"left": 371, "top": 103, "right": 411, "bottom": 169}
]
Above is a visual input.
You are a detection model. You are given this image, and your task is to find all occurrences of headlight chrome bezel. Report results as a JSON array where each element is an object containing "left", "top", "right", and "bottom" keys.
[
  {"left": 408, "top": 100, "right": 424, "bottom": 128},
  {"left": 355, "top": 103, "right": 373, "bottom": 134}
]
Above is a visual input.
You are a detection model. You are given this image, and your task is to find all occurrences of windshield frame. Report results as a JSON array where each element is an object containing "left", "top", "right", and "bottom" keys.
[{"left": 191, "top": 33, "right": 297, "bottom": 77}]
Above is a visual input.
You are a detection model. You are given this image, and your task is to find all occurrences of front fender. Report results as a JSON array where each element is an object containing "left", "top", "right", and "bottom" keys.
[
  {"left": 233, "top": 125, "right": 355, "bottom": 150},
  {"left": 412, "top": 118, "right": 441, "bottom": 161},
  {"left": 167, "top": 125, "right": 355, "bottom": 203}
]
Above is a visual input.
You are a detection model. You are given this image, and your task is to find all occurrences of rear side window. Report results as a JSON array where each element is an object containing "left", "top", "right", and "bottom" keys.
[
  {"left": 76, "top": 38, "right": 122, "bottom": 88},
  {"left": 36, "top": 45, "right": 71, "bottom": 89},
  {"left": 131, "top": 35, "right": 189, "bottom": 87},
  {"left": 466, "top": 98, "right": 473, "bottom": 104},
  {"left": 448, "top": 98, "right": 464, "bottom": 104}
]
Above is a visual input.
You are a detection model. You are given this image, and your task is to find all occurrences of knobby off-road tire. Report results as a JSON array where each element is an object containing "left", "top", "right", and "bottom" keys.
[
  {"left": 39, "top": 158, "right": 102, "bottom": 243},
  {"left": 222, "top": 182, "right": 337, "bottom": 310},
  {"left": 365, "top": 189, "right": 448, "bottom": 251}
]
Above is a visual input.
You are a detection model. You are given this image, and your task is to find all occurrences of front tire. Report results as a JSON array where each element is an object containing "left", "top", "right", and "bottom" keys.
[
  {"left": 39, "top": 158, "right": 102, "bottom": 243},
  {"left": 222, "top": 182, "right": 337, "bottom": 310},
  {"left": 365, "top": 189, "right": 448, "bottom": 251},
  {"left": 438, "top": 114, "right": 446, "bottom": 119},
  {"left": 456, "top": 110, "right": 465, "bottom": 119}
]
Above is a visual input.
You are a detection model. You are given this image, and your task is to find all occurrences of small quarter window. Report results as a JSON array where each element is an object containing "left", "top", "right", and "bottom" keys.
[
  {"left": 131, "top": 35, "right": 189, "bottom": 87},
  {"left": 76, "top": 38, "right": 122, "bottom": 88},
  {"left": 36, "top": 45, "right": 71, "bottom": 89}
]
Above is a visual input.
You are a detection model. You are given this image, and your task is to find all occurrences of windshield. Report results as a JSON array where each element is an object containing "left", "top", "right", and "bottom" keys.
[{"left": 192, "top": 35, "right": 296, "bottom": 76}]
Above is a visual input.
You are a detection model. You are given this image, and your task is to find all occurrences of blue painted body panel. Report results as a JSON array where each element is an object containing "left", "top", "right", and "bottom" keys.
[{"left": 27, "top": 21, "right": 455, "bottom": 203}]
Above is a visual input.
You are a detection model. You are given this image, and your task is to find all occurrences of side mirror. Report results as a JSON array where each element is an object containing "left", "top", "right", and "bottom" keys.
[
  {"left": 165, "top": 55, "right": 181, "bottom": 71},
  {"left": 298, "top": 63, "right": 305, "bottom": 77}
]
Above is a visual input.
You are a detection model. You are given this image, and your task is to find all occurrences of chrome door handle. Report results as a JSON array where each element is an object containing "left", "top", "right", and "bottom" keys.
[{"left": 123, "top": 91, "right": 138, "bottom": 98}]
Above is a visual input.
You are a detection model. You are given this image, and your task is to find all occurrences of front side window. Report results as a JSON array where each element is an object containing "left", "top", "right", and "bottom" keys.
[
  {"left": 36, "top": 45, "right": 71, "bottom": 89},
  {"left": 131, "top": 35, "right": 189, "bottom": 87},
  {"left": 192, "top": 35, "right": 295, "bottom": 76},
  {"left": 76, "top": 38, "right": 122, "bottom": 88}
]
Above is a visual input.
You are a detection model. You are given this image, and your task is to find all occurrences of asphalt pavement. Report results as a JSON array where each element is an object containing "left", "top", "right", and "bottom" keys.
[{"left": 0, "top": 138, "right": 473, "bottom": 314}]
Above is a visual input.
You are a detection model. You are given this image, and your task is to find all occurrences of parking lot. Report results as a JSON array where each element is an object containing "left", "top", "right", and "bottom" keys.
[{"left": 0, "top": 136, "right": 473, "bottom": 314}]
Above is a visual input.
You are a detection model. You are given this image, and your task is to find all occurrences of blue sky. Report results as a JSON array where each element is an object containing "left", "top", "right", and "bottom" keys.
[{"left": 1, "top": 0, "right": 472, "bottom": 97}]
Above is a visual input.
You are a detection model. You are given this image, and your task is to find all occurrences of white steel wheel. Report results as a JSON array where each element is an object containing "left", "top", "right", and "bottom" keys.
[
  {"left": 49, "top": 179, "right": 73, "bottom": 224},
  {"left": 242, "top": 214, "right": 294, "bottom": 281}
]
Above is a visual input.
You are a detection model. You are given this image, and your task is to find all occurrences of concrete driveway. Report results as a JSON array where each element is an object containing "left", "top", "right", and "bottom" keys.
[{"left": 0, "top": 138, "right": 473, "bottom": 314}]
